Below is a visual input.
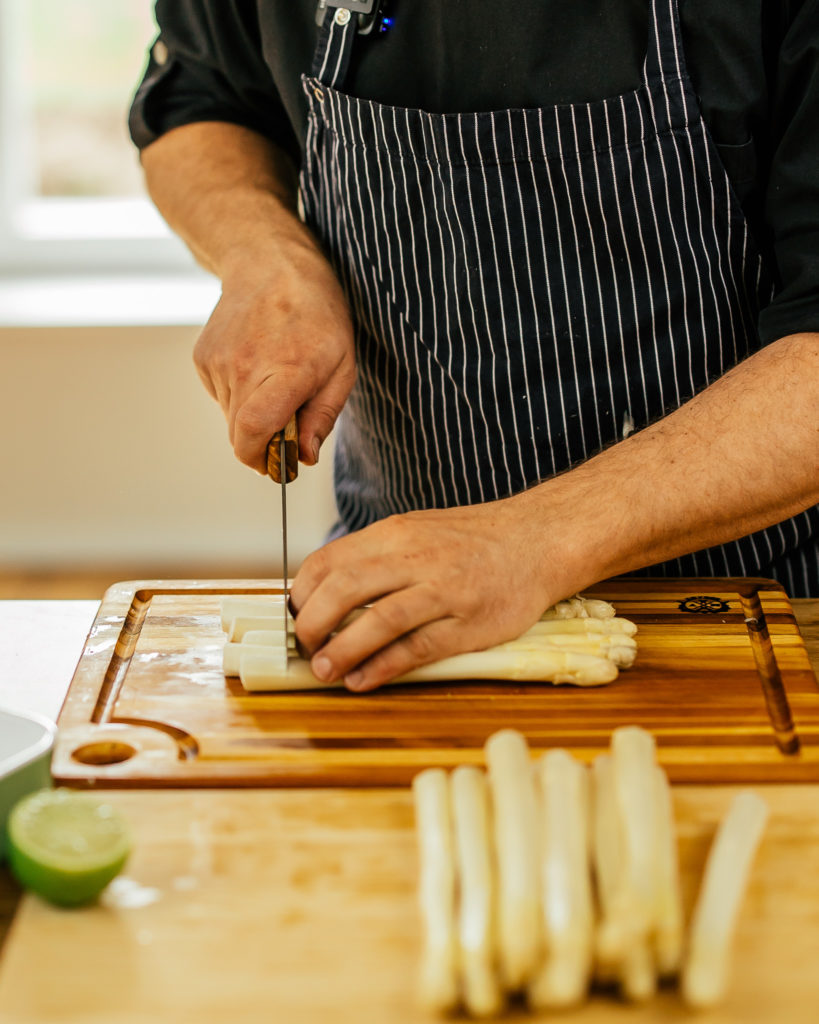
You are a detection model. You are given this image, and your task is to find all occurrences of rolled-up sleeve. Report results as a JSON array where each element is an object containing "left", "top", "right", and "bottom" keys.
[
  {"left": 758, "top": 0, "right": 819, "bottom": 343},
  {"left": 128, "top": 0, "right": 300, "bottom": 164}
]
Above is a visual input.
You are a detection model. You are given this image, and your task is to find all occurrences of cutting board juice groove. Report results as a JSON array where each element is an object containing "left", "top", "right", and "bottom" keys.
[{"left": 52, "top": 578, "right": 819, "bottom": 787}]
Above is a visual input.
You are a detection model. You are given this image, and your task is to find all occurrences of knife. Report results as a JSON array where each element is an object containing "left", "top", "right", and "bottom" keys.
[{"left": 266, "top": 414, "right": 299, "bottom": 659}]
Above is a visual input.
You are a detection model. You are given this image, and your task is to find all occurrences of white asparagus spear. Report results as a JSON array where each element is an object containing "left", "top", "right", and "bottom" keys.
[
  {"left": 540, "top": 596, "right": 616, "bottom": 620},
  {"left": 485, "top": 730, "right": 541, "bottom": 990},
  {"left": 224, "top": 628, "right": 295, "bottom": 677},
  {"left": 524, "top": 616, "right": 637, "bottom": 637},
  {"left": 612, "top": 726, "right": 658, "bottom": 928},
  {"left": 450, "top": 766, "right": 504, "bottom": 1018},
  {"left": 239, "top": 646, "right": 290, "bottom": 686},
  {"left": 653, "top": 765, "right": 684, "bottom": 976},
  {"left": 394, "top": 647, "right": 618, "bottom": 686},
  {"left": 223, "top": 634, "right": 295, "bottom": 677},
  {"left": 682, "top": 790, "right": 769, "bottom": 1009},
  {"left": 236, "top": 645, "right": 620, "bottom": 691},
  {"left": 412, "top": 768, "right": 459, "bottom": 1014},
  {"left": 620, "top": 942, "right": 657, "bottom": 1003},
  {"left": 507, "top": 633, "right": 636, "bottom": 668},
  {"left": 609, "top": 727, "right": 658, "bottom": 1002},
  {"left": 219, "top": 596, "right": 283, "bottom": 632},
  {"left": 528, "top": 750, "right": 594, "bottom": 1009},
  {"left": 227, "top": 615, "right": 284, "bottom": 642},
  {"left": 241, "top": 629, "right": 294, "bottom": 647}
]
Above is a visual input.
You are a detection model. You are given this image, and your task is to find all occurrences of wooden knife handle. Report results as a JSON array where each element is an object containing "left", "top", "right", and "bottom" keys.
[{"left": 266, "top": 414, "right": 299, "bottom": 484}]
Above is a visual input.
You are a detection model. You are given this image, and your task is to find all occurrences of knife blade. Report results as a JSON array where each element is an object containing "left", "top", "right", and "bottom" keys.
[{"left": 266, "top": 414, "right": 299, "bottom": 658}]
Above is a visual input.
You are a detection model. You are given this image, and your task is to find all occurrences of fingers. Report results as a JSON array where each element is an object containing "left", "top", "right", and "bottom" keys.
[
  {"left": 230, "top": 372, "right": 303, "bottom": 474},
  {"left": 294, "top": 549, "right": 417, "bottom": 655},
  {"left": 227, "top": 349, "right": 355, "bottom": 473},
  {"left": 338, "top": 617, "right": 460, "bottom": 692},
  {"left": 308, "top": 584, "right": 447, "bottom": 685},
  {"left": 291, "top": 499, "right": 558, "bottom": 693}
]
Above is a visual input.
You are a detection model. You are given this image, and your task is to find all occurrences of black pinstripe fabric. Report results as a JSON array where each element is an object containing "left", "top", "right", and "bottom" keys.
[{"left": 300, "top": 0, "right": 819, "bottom": 596}]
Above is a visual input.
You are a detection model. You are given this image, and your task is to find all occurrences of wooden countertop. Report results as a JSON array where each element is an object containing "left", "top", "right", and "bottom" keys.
[{"left": 0, "top": 599, "right": 817, "bottom": 1023}]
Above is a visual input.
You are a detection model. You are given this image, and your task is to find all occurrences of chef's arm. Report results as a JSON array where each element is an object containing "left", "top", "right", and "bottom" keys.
[
  {"left": 291, "top": 332, "right": 819, "bottom": 691},
  {"left": 529, "top": 331, "right": 819, "bottom": 578},
  {"left": 140, "top": 121, "right": 355, "bottom": 472}
]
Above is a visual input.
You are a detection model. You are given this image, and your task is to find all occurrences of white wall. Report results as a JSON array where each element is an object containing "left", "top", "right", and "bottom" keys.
[{"left": 0, "top": 323, "right": 337, "bottom": 572}]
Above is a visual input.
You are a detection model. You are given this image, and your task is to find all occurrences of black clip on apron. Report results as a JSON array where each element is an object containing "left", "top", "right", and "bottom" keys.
[{"left": 299, "top": 0, "right": 819, "bottom": 597}]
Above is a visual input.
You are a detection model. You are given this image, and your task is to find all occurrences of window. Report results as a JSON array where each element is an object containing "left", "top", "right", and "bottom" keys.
[{"left": 0, "top": 0, "right": 196, "bottom": 276}]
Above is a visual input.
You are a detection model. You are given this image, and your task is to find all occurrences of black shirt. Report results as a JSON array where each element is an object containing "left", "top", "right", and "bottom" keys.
[{"left": 129, "top": 0, "right": 819, "bottom": 346}]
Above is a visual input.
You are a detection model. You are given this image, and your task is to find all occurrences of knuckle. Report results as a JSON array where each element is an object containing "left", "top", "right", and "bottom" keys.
[
  {"left": 231, "top": 352, "right": 260, "bottom": 386},
  {"left": 234, "top": 404, "right": 272, "bottom": 441},
  {"left": 403, "top": 628, "right": 438, "bottom": 664},
  {"left": 324, "top": 565, "right": 359, "bottom": 602},
  {"left": 301, "top": 546, "right": 332, "bottom": 581},
  {"left": 235, "top": 449, "right": 262, "bottom": 472},
  {"left": 293, "top": 616, "right": 323, "bottom": 652},
  {"left": 192, "top": 339, "right": 214, "bottom": 375},
  {"left": 310, "top": 402, "right": 341, "bottom": 437},
  {"left": 380, "top": 513, "right": 410, "bottom": 540},
  {"left": 369, "top": 601, "right": 411, "bottom": 637},
  {"left": 363, "top": 647, "right": 411, "bottom": 689}
]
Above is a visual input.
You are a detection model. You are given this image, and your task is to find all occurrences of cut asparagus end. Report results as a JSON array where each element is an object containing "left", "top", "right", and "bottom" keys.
[
  {"left": 540, "top": 596, "right": 617, "bottom": 620},
  {"left": 227, "top": 614, "right": 291, "bottom": 642},
  {"left": 219, "top": 595, "right": 284, "bottom": 633},
  {"left": 238, "top": 646, "right": 290, "bottom": 687}
]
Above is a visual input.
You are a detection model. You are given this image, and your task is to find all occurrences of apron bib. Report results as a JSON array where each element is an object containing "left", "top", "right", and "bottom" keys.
[{"left": 298, "top": 0, "right": 819, "bottom": 597}]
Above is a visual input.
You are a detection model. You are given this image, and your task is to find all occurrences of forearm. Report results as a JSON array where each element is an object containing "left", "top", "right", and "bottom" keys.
[
  {"left": 141, "top": 121, "right": 356, "bottom": 472},
  {"left": 524, "top": 332, "right": 819, "bottom": 588},
  {"left": 140, "top": 121, "right": 314, "bottom": 278}
]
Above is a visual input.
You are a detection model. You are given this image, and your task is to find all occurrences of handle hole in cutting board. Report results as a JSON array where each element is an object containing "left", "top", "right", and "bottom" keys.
[{"left": 71, "top": 741, "right": 137, "bottom": 766}]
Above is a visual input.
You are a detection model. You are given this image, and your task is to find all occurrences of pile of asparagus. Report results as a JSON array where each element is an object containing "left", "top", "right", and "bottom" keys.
[
  {"left": 413, "top": 727, "right": 768, "bottom": 1016},
  {"left": 219, "top": 594, "right": 637, "bottom": 691}
]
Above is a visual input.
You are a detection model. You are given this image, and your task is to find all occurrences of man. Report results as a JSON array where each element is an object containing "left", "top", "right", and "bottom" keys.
[{"left": 131, "top": 0, "right": 819, "bottom": 692}]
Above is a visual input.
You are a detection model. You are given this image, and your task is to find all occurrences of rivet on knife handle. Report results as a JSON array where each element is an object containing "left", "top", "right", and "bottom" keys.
[{"left": 266, "top": 414, "right": 299, "bottom": 483}]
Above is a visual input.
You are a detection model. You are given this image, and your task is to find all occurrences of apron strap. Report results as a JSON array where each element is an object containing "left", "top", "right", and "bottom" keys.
[
  {"left": 311, "top": 8, "right": 358, "bottom": 89},
  {"left": 642, "top": 0, "right": 686, "bottom": 86}
]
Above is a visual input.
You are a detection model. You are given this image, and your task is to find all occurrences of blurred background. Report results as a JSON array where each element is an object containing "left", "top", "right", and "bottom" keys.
[
  {"left": 25, "top": 0, "right": 154, "bottom": 198},
  {"left": 0, "top": 0, "right": 336, "bottom": 597}
]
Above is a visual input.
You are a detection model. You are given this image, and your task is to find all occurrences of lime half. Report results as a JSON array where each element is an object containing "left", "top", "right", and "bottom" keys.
[{"left": 7, "top": 789, "right": 131, "bottom": 906}]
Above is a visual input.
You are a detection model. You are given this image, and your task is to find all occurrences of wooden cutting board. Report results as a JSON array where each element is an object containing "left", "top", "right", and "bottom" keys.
[
  {"left": 51, "top": 577, "right": 819, "bottom": 787},
  {"left": 2, "top": 785, "right": 819, "bottom": 1024}
]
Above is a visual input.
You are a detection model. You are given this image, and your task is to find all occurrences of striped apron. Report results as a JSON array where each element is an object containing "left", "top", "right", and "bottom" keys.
[{"left": 299, "top": 0, "right": 819, "bottom": 597}]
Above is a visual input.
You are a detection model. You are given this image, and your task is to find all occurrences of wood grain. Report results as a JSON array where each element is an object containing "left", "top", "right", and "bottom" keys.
[
  {"left": 799, "top": 598, "right": 819, "bottom": 678},
  {"left": 266, "top": 414, "right": 299, "bottom": 484},
  {"left": 0, "top": 785, "right": 818, "bottom": 1023},
  {"left": 50, "top": 578, "right": 819, "bottom": 787}
]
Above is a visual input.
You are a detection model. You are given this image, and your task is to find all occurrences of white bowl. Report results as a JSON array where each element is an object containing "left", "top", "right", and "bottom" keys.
[{"left": 0, "top": 707, "right": 56, "bottom": 859}]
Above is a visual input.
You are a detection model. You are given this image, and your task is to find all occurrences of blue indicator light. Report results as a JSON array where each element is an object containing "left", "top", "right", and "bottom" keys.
[{"left": 380, "top": 16, "right": 393, "bottom": 31}]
